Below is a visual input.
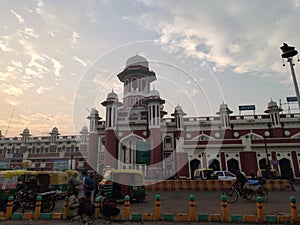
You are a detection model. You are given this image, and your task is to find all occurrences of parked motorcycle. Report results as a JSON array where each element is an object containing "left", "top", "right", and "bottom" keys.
[{"left": 12, "top": 187, "right": 59, "bottom": 213}]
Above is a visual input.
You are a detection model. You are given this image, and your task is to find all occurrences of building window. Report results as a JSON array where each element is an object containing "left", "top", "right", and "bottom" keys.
[
  {"left": 125, "top": 79, "right": 129, "bottom": 93},
  {"left": 131, "top": 78, "right": 137, "bottom": 90},
  {"left": 45, "top": 148, "right": 48, "bottom": 153},
  {"left": 142, "top": 79, "right": 147, "bottom": 92},
  {"left": 164, "top": 136, "right": 172, "bottom": 149}
]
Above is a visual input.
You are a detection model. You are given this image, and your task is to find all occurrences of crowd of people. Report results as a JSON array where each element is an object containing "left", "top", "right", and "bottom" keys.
[
  {"left": 66, "top": 170, "right": 100, "bottom": 222},
  {"left": 66, "top": 170, "right": 121, "bottom": 223}
]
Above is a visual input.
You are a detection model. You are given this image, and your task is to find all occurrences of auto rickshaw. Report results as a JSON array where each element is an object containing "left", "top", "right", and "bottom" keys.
[
  {"left": 50, "top": 170, "right": 80, "bottom": 196},
  {"left": 99, "top": 169, "right": 146, "bottom": 203},
  {"left": 194, "top": 168, "right": 218, "bottom": 180},
  {"left": 0, "top": 170, "right": 36, "bottom": 211}
]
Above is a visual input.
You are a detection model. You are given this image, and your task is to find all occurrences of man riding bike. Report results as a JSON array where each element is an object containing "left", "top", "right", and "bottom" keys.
[{"left": 234, "top": 170, "right": 247, "bottom": 197}]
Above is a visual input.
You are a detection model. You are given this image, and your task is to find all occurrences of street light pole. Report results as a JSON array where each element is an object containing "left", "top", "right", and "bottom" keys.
[
  {"left": 263, "top": 136, "right": 271, "bottom": 179},
  {"left": 70, "top": 155, "right": 73, "bottom": 170},
  {"left": 280, "top": 43, "right": 300, "bottom": 111}
]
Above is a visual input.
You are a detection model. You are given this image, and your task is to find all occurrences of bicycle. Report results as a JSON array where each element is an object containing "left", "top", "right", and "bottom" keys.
[{"left": 223, "top": 181, "right": 268, "bottom": 203}]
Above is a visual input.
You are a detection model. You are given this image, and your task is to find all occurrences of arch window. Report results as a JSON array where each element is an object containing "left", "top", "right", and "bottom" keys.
[
  {"left": 125, "top": 79, "right": 129, "bottom": 94},
  {"left": 131, "top": 78, "right": 138, "bottom": 90},
  {"left": 142, "top": 79, "right": 147, "bottom": 92},
  {"left": 164, "top": 136, "right": 172, "bottom": 149}
]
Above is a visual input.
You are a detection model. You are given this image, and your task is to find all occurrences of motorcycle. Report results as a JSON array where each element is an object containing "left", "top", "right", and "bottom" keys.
[
  {"left": 243, "top": 179, "right": 268, "bottom": 201},
  {"left": 12, "top": 187, "right": 60, "bottom": 213}
]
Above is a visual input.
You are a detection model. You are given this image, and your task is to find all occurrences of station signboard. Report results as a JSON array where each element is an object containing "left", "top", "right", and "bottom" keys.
[
  {"left": 286, "top": 96, "right": 298, "bottom": 102},
  {"left": 238, "top": 105, "right": 256, "bottom": 111}
]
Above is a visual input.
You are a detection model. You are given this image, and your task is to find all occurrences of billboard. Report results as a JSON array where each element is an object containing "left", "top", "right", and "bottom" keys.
[
  {"left": 53, "top": 159, "right": 68, "bottom": 171},
  {"left": 238, "top": 105, "right": 256, "bottom": 111},
  {"left": 0, "top": 161, "right": 10, "bottom": 169},
  {"left": 287, "top": 96, "right": 298, "bottom": 102}
]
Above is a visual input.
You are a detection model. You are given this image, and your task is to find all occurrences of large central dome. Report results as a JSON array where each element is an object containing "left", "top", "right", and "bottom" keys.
[{"left": 126, "top": 55, "right": 149, "bottom": 69}]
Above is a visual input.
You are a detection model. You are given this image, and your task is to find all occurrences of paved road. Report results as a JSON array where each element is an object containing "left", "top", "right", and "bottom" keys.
[
  {"left": 2, "top": 184, "right": 299, "bottom": 224},
  {"left": 28, "top": 186, "right": 296, "bottom": 216}
]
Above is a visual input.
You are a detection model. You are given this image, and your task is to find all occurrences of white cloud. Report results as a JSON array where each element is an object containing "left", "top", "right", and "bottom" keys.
[
  {"left": 5, "top": 99, "right": 21, "bottom": 106},
  {"left": 51, "top": 58, "right": 63, "bottom": 77},
  {"left": 17, "top": 27, "right": 39, "bottom": 39},
  {"left": 73, "top": 56, "right": 88, "bottom": 67},
  {"left": 71, "top": 31, "right": 80, "bottom": 48},
  {"left": 2, "top": 84, "right": 24, "bottom": 96},
  {"left": 11, "top": 9, "right": 25, "bottom": 24},
  {"left": 36, "top": 86, "right": 52, "bottom": 94},
  {"left": 0, "top": 40, "right": 12, "bottom": 52}
]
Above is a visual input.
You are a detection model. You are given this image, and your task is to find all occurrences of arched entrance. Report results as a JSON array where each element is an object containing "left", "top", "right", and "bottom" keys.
[
  {"left": 227, "top": 159, "right": 239, "bottom": 174},
  {"left": 279, "top": 158, "right": 294, "bottom": 180},
  {"left": 190, "top": 159, "right": 201, "bottom": 179},
  {"left": 208, "top": 159, "right": 220, "bottom": 171}
]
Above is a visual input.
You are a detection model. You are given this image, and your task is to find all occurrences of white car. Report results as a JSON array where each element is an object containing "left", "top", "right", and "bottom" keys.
[{"left": 213, "top": 171, "right": 237, "bottom": 181}]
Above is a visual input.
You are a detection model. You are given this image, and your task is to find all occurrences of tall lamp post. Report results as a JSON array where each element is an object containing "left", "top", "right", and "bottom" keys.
[
  {"left": 263, "top": 136, "right": 271, "bottom": 179},
  {"left": 70, "top": 155, "right": 73, "bottom": 170},
  {"left": 280, "top": 43, "right": 300, "bottom": 111}
]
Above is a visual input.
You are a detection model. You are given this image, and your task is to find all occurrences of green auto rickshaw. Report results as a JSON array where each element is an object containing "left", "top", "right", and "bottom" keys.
[
  {"left": 0, "top": 170, "right": 36, "bottom": 211},
  {"left": 99, "top": 169, "right": 146, "bottom": 203},
  {"left": 194, "top": 168, "right": 218, "bottom": 180}
]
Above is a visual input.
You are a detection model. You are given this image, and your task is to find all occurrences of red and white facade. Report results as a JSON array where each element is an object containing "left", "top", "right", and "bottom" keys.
[
  {"left": 86, "top": 55, "right": 300, "bottom": 180},
  {"left": 0, "top": 127, "right": 89, "bottom": 171}
]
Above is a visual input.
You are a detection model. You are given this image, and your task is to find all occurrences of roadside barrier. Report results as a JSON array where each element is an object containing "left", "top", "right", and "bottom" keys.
[
  {"left": 145, "top": 179, "right": 294, "bottom": 191},
  {"left": 221, "top": 195, "right": 229, "bottom": 222},
  {"left": 290, "top": 196, "right": 298, "bottom": 223},
  {"left": 124, "top": 195, "right": 130, "bottom": 220},
  {"left": 256, "top": 196, "right": 264, "bottom": 222},
  {"left": 189, "top": 194, "right": 196, "bottom": 221},
  {"left": 34, "top": 196, "right": 42, "bottom": 219},
  {"left": 1, "top": 194, "right": 299, "bottom": 223},
  {"left": 155, "top": 194, "right": 161, "bottom": 220}
]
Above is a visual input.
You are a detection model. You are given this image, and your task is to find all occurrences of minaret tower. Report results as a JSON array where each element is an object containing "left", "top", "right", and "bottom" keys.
[
  {"left": 87, "top": 108, "right": 101, "bottom": 169},
  {"left": 117, "top": 54, "right": 156, "bottom": 108},
  {"left": 49, "top": 127, "right": 60, "bottom": 153},
  {"left": 147, "top": 89, "right": 165, "bottom": 160},
  {"left": 171, "top": 105, "right": 189, "bottom": 178},
  {"left": 264, "top": 100, "right": 282, "bottom": 127},
  {"left": 101, "top": 91, "right": 122, "bottom": 168},
  {"left": 20, "top": 128, "right": 31, "bottom": 155},
  {"left": 217, "top": 103, "right": 233, "bottom": 129}
]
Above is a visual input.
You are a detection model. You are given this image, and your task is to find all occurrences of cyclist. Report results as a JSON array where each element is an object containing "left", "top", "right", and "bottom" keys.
[{"left": 235, "top": 170, "right": 246, "bottom": 197}]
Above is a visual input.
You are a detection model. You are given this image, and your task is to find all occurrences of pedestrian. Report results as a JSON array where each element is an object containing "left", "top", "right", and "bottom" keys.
[
  {"left": 250, "top": 170, "right": 256, "bottom": 180},
  {"left": 67, "top": 187, "right": 80, "bottom": 220},
  {"left": 68, "top": 172, "right": 79, "bottom": 196},
  {"left": 78, "top": 191, "right": 95, "bottom": 221},
  {"left": 84, "top": 172, "right": 95, "bottom": 192}
]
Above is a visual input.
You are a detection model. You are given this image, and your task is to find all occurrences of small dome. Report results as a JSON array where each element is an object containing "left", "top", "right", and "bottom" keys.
[
  {"left": 107, "top": 90, "right": 118, "bottom": 100},
  {"left": 81, "top": 125, "right": 88, "bottom": 132},
  {"left": 126, "top": 55, "right": 149, "bottom": 69},
  {"left": 52, "top": 127, "right": 59, "bottom": 133},
  {"left": 23, "top": 128, "right": 30, "bottom": 134},
  {"left": 220, "top": 103, "right": 228, "bottom": 110},
  {"left": 267, "top": 100, "right": 278, "bottom": 109},
  {"left": 175, "top": 105, "right": 183, "bottom": 111},
  {"left": 149, "top": 89, "right": 160, "bottom": 97}
]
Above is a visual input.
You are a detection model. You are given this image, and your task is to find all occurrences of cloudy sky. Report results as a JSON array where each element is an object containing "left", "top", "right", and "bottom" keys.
[{"left": 1, "top": 0, "right": 300, "bottom": 137}]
